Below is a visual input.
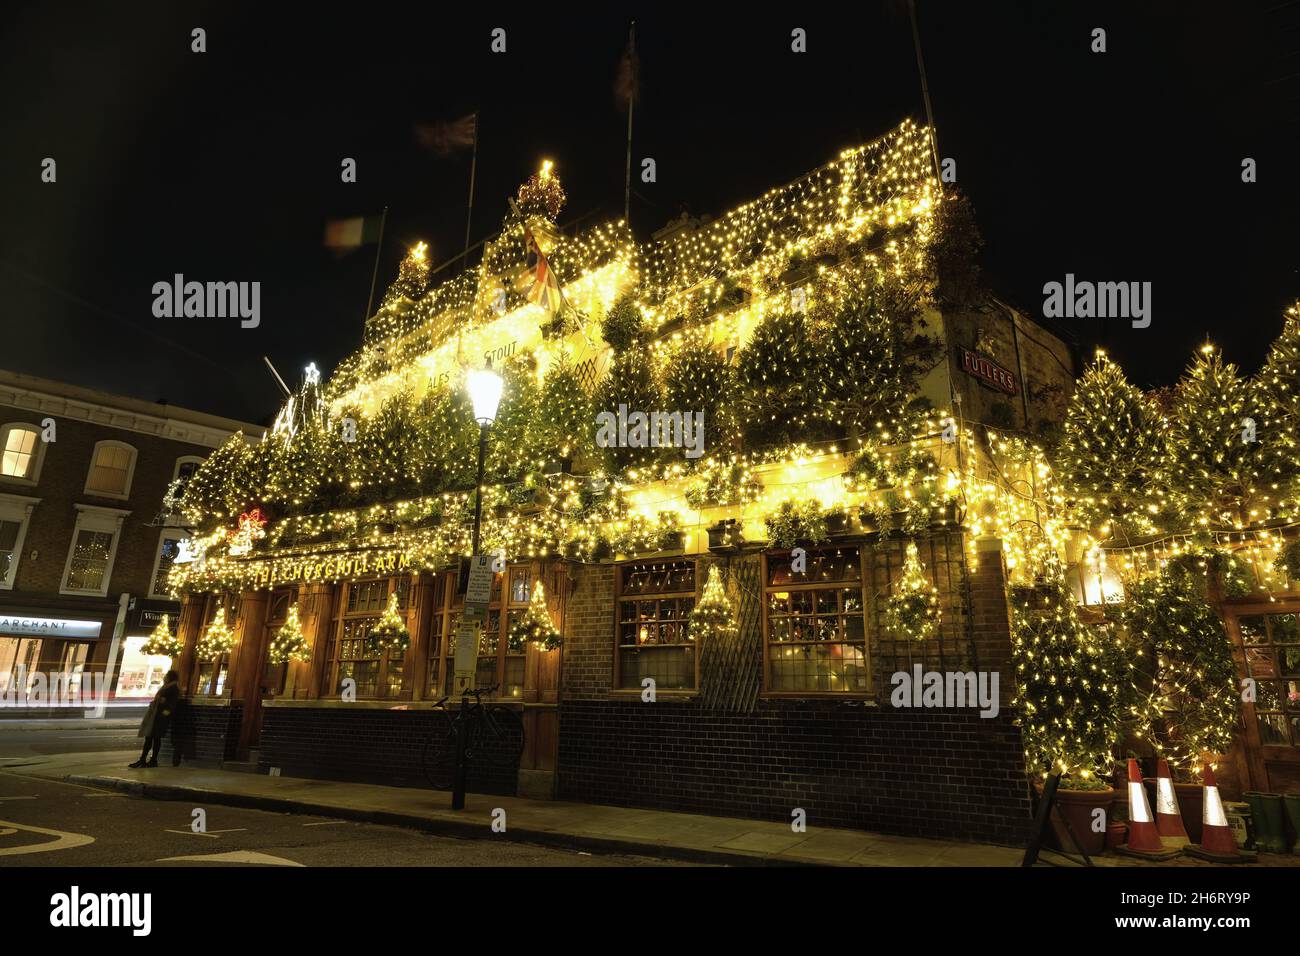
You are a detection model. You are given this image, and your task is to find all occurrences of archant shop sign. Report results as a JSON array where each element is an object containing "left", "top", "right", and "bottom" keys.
[
  {"left": 0, "top": 615, "right": 102, "bottom": 639},
  {"left": 958, "top": 347, "right": 1019, "bottom": 396}
]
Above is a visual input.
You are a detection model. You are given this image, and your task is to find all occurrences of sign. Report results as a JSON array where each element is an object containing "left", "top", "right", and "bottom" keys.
[
  {"left": 0, "top": 616, "right": 103, "bottom": 640},
  {"left": 452, "top": 619, "right": 480, "bottom": 694},
  {"left": 958, "top": 347, "right": 1019, "bottom": 396},
  {"left": 465, "top": 555, "right": 495, "bottom": 609}
]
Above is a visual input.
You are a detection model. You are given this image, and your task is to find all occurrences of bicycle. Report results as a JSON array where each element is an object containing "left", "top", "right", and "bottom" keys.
[{"left": 421, "top": 683, "right": 525, "bottom": 791}]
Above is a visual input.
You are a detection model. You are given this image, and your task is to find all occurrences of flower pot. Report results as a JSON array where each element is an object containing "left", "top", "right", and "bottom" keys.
[
  {"left": 707, "top": 520, "right": 741, "bottom": 551},
  {"left": 825, "top": 512, "right": 849, "bottom": 535},
  {"left": 1043, "top": 786, "right": 1114, "bottom": 857},
  {"left": 656, "top": 531, "right": 684, "bottom": 552},
  {"left": 1105, "top": 821, "right": 1128, "bottom": 851}
]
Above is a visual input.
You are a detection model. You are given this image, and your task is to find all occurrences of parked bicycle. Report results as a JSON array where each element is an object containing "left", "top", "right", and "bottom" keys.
[{"left": 421, "top": 683, "right": 525, "bottom": 791}]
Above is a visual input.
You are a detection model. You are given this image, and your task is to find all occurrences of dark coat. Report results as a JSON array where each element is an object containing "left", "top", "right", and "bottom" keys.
[{"left": 137, "top": 680, "right": 180, "bottom": 738}]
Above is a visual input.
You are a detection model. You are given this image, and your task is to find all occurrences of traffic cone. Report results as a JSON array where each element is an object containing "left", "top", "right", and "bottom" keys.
[
  {"left": 1153, "top": 759, "right": 1189, "bottom": 847},
  {"left": 1185, "top": 764, "right": 1254, "bottom": 863},
  {"left": 1116, "top": 759, "right": 1180, "bottom": 859}
]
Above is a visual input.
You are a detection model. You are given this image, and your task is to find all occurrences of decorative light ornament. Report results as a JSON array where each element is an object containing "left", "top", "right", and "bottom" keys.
[{"left": 140, "top": 614, "right": 183, "bottom": 659}]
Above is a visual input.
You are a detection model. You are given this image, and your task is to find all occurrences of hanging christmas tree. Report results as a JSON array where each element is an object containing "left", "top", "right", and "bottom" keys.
[
  {"left": 366, "top": 593, "right": 410, "bottom": 655},
  {"left": 141, "top": 614, "right": 183, "bottom": 659},
  {"left": 1057, "top": 350, "right": 1166, "bottom": 536},
  {"left": 1121, "top": 565, "right": 1240, "bottom": 774},
  {"left": 883, "top": 542, "right": 942, "bottom": 641},
  {"left": 197, "top": 606, "right": 236, "bottom": 660},
  {"left": 1011, "top": 565, "right": 1128, "bottom": 786},
  {"left": 267, "top": 604, "right": 311, "bottom": 665},
  {"left": 507, "top": 581, "right": 562, "bottom": 651},
  {"left": 688, "top": 565, "right": 737, "bottom": 645}
]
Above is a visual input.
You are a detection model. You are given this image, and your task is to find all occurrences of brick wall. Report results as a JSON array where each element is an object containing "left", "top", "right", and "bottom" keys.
[
  {"left": 160, "top": 700, "right": 242, "bottom": 764},
  {"left": 257, "top": 706, "right": 518, "bottom": 795},
  {"left": 558, "top": 699, "right": 1031, "bottom": 844},
  {"left": 555, "top": 542, "right": 1032, "bottom": 844}
]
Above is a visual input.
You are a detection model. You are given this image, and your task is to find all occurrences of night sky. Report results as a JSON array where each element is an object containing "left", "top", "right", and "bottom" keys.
[{"left": 2, "top": 1, "right": 1297, "bottom": 426}]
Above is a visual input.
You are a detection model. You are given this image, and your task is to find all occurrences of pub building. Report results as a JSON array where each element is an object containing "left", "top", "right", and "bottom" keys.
[{"left": 166, "top": 120, "right": 1080, "bottom": 843}]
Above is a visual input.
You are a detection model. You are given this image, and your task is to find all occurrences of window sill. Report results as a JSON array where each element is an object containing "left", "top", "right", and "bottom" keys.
[
  {"left": 759, "top": 692, "right": 879, "bottom": 704},
  {"left": 0, "top": 474, "right": 38, "bottom": 488},
  {"left": 608, "top": 688, "right": 698, "bottom": 700}
]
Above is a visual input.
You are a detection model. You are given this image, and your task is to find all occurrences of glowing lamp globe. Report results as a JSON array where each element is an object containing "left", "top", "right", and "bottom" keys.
[{"left": 467, "top": 367, "right": 504, "bottom": 424}]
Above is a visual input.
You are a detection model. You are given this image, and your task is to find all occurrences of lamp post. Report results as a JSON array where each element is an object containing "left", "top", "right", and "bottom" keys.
[{"left": 454, "top": 362, "right": 503, "bottom": 811}]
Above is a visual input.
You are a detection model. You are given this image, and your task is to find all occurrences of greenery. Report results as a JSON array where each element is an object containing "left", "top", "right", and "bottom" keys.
[
  {"left": 764, "top": 499, "right": 829, "bottom": 549},
  {"left": 507, "top": 582, "right": 562, "bottom": 651},
  {"left": 883, "top": 542, "right": 942, "bottom": 641}
]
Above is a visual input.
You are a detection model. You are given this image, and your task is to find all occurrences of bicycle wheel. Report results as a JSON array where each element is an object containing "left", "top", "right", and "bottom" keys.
[
  {"left": 471, "top": 706, "right": 525, "bottom": 768},
  {"left": 420, "top": 709, "right": 457, "bottom": 790}
]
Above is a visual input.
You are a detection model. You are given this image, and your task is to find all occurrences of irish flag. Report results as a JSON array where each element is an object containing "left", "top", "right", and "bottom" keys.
[{"left": 324, "top": 215, "right": 384, "bottom": 250}]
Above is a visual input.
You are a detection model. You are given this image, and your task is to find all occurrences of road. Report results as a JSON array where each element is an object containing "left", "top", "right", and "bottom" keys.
[{"left": 0, "top": 720, "right": 696, "bottom": 867}]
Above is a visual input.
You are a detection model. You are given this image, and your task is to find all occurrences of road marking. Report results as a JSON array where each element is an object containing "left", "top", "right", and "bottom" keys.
[
  {"left": 0, "top": 819, "right": 95, "bottom": 856},
  {"left": 302, "top": 820, "right": 349, "bottom": 827},
  {"left": 156, "top": 850, "right": 304, "bottom": 866},
  {"left": 0, "top": 795, "right": 37, "bottom": 801},
  {"left": 163, "top": 828, "right": 248, "bottom": 838},
  {"left": 83, "top": 792, "right": 126, "bottom": 798}
]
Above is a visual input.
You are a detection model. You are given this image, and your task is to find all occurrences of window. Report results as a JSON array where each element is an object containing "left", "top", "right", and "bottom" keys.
[
  {"left": 262, "top": 588, "right": 300, "bottom": 697},
  {"left": 194, "top": 594, "right": 238, "bottom": 696},
  {"left": 60, "top": 504, "right": 129, "bottom": 596},
  {"left": 1239, "top": 613, "right": 1300, "bottom": 748},
  {"left": 428, "top": 563, "right": 536, "bottom": 700},
  {"left": 149, "top": 533, "right": 188, "bottom": 598},
  {"left": 84, "top": 441, "right": 137, "bottom": 498},
  {"left": 617, "top": 560, "right": 698, "bottom": 690},
  {"left": 323, "top": 577, "right": 411, "bottom": 699},
  {"left": 764, "top": 547, "right": 867, "bottom": 693},
  {"left": 0, "top": 494, "right": 38, "bottom": 590},
  {"left": 0, "top": 423, "right": 44, "bottom": 484}
]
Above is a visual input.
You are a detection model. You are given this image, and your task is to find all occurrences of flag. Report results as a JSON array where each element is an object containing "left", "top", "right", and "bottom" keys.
[
  {"left": 524, "top": 226, "right": 563, "bottom": 315},
  {"left": 323, "top": 215, "right": 383, "bottom": 250},
  {"left": 614, "top": 24, "right": 639, "bottom": 109},
  {"left": 414, "top": 113, "right": 478, "bottom": 157}
]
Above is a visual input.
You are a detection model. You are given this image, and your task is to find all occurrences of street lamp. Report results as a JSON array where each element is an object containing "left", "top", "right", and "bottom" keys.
[{"left": 466, "top": 364, "right": 503, "bottom": 557}]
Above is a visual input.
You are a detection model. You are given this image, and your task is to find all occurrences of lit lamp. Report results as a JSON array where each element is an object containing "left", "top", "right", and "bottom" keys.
[{"left": 466, "top": 363, "right": 504, "bottom": 557}]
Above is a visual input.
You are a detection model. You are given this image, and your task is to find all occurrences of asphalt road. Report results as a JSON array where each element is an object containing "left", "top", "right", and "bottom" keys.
[{"left": 0, "top": 720, "right": 696, "bottom": 867}]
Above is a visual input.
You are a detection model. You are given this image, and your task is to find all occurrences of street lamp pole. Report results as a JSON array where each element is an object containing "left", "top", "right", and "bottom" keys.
[{"left": 455, "top": 363, "right": 504, "bottom": 811}]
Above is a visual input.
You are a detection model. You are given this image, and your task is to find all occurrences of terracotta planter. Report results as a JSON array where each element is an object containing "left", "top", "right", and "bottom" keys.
[
  {"left": 1105, "top": 821, "right": 1128, "bottom": 850},
  {"left": 1045, "top": 786, "right": 1115, "bottom": 857}
]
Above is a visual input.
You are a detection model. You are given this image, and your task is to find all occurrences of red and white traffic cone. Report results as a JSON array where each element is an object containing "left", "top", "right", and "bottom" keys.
[
  {"left": 1153, "top": 759, "right": 1190, "bottom": 848},
  {"left": 1185, "top": 764, "right": 1254, "bottom": 863},
  {"left": 1117, "top": 758, "right": 1180, "bottom": 859}
]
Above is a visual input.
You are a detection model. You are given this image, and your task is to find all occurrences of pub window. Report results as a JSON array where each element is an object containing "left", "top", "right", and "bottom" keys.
[
  {"left": 1240, "top": 613, "right": 1300, "bottom": 748},
  {"left": 616, "top": 559, "right": 698, "bottom": 690},
  {"left": 763, "top": 546, "right": 867, "bottom": 693},
  {"left": 434, "top": 563, "right": 532, "bottom": 699},
  {"left": 194, "top": 594, "right": 238, "bottom": 696},
  {"left": 262, "top": 587, "right": 299, "bottom": 697},
  {"left": 325, "top": 577, "right": 411, "bottom": 700}
]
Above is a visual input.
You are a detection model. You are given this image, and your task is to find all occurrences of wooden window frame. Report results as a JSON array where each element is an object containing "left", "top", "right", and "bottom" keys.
[
  {"left": 192, "top": 592, "right": 238, "bottom": 697},
  {"left": 613, "top": 558, "right": 701, "bottom": 693},
  {"left": 0, "top": 422, "right": 46, "bottom": 486},
  {"left": 83, "top": 440, "right": 138, "bottom": 500},
  {"left": 760, "top": 546, "right": 871, "bottom": 698},
  {"left": 322, "top": 576, "right": 413, "bottom": 701},
  {"left": 428, "top": 562, "right": 535, "bottom": 701}
]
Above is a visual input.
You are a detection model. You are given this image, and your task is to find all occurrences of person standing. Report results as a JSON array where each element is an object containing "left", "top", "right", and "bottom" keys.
[{"left": 130, "top": 670, "right": 180, "bottom": 769}]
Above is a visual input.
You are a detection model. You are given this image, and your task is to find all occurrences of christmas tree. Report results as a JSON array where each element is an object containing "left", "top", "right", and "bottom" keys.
[
  {"left": 601, "top": 294, "right": 645, "bottom": 353},
  {"left": 1256, "top": 302, "right": 1300, "bottom": 507},
  {"left": 507, "top": 581, "right": 562, "bottom": 651},
  {"left": 1121, "top": 565, "right": 1240, "bottom": 774},
  {"left": 141, "top": 614, "right": 183, "bottom": 659},
  {"left": 267, "top": 604, "right": 312, "bottom": 665},
  {"left": 1056, "top": 351, "right": 1166, "bottom": 537},
  {"left": 661, "top": 332, "right": 737, "bottom": 457},
  {"left": 197, "top": 606, "right": 236, "bottom": 660},
  {"left": 594, "top": 342, "right": 661, "bottom": 472},
  {"left": 537, "top": 353, "right": 595, "bottom": 465},
  {"left": 737, "top": 309, "right": 818, "bottom": 448},
  {"left": 380, "top": 242, "right": 430, "bottom": 310},
  {"left": 1165, "top": 346, "right": 1268, "bottom": 528},
  {"left": 366, "top": 593, "right": 410, "bottom": 655},
  {"left": 178, "top": 434, "right": 254, "bottom": 529},
  {"left": 883, "top": 542, "right": 942, "bottom": 641},
  {"left": 688, "top": 564, "right": 737, "bottom": 645},
  {"left": 1011, "top": 567, "right": 1127, "bottom": 786}
]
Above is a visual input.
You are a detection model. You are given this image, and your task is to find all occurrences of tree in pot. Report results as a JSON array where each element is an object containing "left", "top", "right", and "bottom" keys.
[{"left": 1011, "top": 566, "right": 1130, "bottom": 855}]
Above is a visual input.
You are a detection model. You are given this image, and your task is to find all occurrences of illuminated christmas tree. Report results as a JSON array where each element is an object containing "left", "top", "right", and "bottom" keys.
[
  {"left": 517, "top": 160, "right": 567, "bottom": 221},
  {"left": 1011, "top": 566, "right": 1127, "bottom": 786},
  {"left": 594, "top": 343, "right": 661, "bottom": 472},
  {"left": 661, "top": 332, "right": 737, "bottom": 456},
  {"left": 1056, "top": 350, "right": 1166, "bottom": 537},
  {"left": 1257, "top": 302, "right": 1300, "bottom": 505},
  {"left": 197, "top": 606, "right": 236, "bottom": 660},
  {"left": 737, "top": 309, "right": 818, "bottom": 448},
  {"left": 688, "top": 565, "right": 737, "bottom": 645},
  {"left": 267, "top": 604, "right": 311, "bottom": 665},
  {"left": 141, "top": 614, "right": 183, "bottom": 659},
  {"left": 883, "top": 542, "right": 942, "bottom": 641},
  {"left": 1121, "top": 565, "right": 1239, "bottom": 774},
  {"left": 507, "top": 581, "right": 561, "bottom": 651},
  {"left": 537, "top": 354, "right": 594, "bottom": 464},
  {"left": 366, "top": 593, "right": 410, "bottom": 655}
]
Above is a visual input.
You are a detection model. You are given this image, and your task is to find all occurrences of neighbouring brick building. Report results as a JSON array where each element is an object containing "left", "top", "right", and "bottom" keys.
[
  {"left": 166, "top": 121, "right": 1078, "bottom": 842},
  {"left": 0, "top": 368, "right": 260, "bottom": 712}
]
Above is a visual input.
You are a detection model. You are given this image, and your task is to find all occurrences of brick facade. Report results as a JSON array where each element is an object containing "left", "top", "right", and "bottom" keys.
[{"left": 160, "top": 700, "right": 243, "bottom": 764}]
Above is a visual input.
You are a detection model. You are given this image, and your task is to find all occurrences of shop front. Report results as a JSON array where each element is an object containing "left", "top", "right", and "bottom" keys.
[{"left": 0, "top": 606, "right": 114, "bottom": 710}]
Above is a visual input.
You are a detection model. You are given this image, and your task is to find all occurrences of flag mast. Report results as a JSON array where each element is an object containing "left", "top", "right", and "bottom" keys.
[
  {"left": 363, "top": 205, "right": 389, "bottom": 325},
  {"left": 622, "top": 21, "right": 636, "bottom": 225},
  {"left": 463, "top": 112, "right": 480, "bottom": 262}
]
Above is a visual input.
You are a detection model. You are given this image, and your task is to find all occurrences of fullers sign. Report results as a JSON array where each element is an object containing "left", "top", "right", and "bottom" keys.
[{"left": 959, "top": 348, "right": 1018, "bottom": 396}]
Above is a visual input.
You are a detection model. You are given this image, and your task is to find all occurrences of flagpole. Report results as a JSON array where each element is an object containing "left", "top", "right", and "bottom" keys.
[
  {"left": 363, "top": 205, "right": 389, "bottom": 325},
  {"left": 623, "top": 22, "right": 636, "bottom": 224},
  {"left": 463, "top": 113, "right": 480, "bottom": 269}
]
